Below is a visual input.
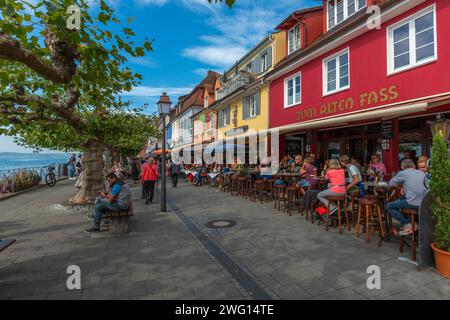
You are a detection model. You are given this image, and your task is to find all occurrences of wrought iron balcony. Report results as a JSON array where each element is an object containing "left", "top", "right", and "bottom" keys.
[{"left": 217, "top": 71, "right": 255, "bottom": 101}]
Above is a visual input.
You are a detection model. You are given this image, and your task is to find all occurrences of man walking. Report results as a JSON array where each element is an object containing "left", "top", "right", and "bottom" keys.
[
  {"left": 85, "top": 172, "right": 132, "bottom": 233},
  {"left": 67, "top": 153, "right": 77, "bottom": 180}
]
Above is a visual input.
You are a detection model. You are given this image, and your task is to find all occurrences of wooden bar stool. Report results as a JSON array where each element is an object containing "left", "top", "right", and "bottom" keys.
[
  {"left": 400, "top": 208, "right": 419, "bottom": 261},
  {"left": 348, "top": 191, "right": 360, "bottom": 227},
  {"left": 254, "top": 180, "right": 267, "bottom": 203},
  {"left": 356, "top": 198, "right": 385, "bottom": 244},
  {"left": 285, "top": 186, "right": 299, "bottom": 216},
  {"left": 265, "top": 179, "right": 275, "bottom": 201},
  {"left": 325, "top": 195, "right": 349, "bottom": 234},
  {"left": 230, "top": 175, "right": 239, "bottom": 196},
  {"left": 238, "top": 177, "right": 247, "bottom": 198},
  {"left": 274, "top": 184, "right": 287, "bottom": 211},
  {"left": 245, "top": 177, "right": 254, "bottom": 201}
]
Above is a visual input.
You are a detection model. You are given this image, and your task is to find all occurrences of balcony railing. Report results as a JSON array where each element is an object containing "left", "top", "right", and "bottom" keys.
[{"left": 217, "top": 71, "right": 255, "bottom": 101}]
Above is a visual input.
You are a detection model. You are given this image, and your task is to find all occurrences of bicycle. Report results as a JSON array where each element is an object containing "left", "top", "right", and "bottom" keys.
[{"left": 45, "top": 165, "right": 57, "bottom": 187}]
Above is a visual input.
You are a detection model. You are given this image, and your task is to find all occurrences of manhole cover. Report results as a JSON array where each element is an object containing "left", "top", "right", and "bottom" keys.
[{"left": 205, "top": 219, "right": 237, "bottom": 229}]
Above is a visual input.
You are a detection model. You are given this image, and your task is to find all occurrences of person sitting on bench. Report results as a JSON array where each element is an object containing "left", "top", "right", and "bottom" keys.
[{"left": 85, "top": 172, "right": 132, "bottom": 233}]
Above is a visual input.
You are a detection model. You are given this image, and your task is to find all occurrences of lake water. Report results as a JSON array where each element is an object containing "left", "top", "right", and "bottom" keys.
[{"left": 0, "top": 153, "right": 72, "bottom": 171}]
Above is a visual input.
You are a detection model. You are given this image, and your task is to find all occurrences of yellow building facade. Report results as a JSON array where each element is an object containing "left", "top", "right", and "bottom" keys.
[{"left": 213, "top": 31, "right": 286, "bottom": 141}]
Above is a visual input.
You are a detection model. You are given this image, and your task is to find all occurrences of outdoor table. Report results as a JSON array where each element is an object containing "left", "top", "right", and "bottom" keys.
[{"left": 274, "top": 173, "right": 304, "bottom": 186}]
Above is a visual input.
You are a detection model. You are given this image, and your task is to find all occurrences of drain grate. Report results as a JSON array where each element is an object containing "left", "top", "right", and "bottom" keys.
[{"left": 205, "top": 219, "right": 237, "bottom": 229}]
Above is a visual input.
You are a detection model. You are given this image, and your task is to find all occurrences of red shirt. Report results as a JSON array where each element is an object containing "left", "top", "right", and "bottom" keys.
[
  {"left": 141, "top": 163, "right": 158, "bottom": 182},
  {"left": 325, "top": 169, "right": 346, "bottom": 194}
]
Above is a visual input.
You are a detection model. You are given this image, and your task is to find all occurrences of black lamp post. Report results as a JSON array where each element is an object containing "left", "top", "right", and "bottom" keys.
[{"left": 157, "top": 92, "right": 172, "bottom": 212}]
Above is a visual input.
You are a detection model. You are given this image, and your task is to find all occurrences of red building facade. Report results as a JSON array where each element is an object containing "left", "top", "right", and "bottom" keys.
[{"left": 267, "top": 0, "right": 450, "bottom": 173}]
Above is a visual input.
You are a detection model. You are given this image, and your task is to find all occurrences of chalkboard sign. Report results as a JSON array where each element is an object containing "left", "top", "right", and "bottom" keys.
[{"left": 381, "top": 120, "right": 393, "bottom": 139}]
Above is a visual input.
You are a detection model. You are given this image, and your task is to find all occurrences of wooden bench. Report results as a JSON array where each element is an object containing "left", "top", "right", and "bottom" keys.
[
  {"left": 0, "top": 239, "right": 16, "bottom": 253},
  {"left": 103, "top": 205, "right": 134, "bottom": 235}
]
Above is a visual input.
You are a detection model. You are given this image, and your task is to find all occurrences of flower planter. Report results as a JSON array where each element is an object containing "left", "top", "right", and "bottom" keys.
[{"left": 431, "top": 243, "right": 450, "bottom": 279}]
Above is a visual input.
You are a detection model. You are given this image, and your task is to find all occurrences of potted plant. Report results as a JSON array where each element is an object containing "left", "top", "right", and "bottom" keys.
[{"left": 430, "top": 132, "right": 450, "bottom": 278}]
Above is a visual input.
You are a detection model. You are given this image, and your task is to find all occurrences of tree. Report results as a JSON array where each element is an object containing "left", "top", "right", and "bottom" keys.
[{"left": 0, "top": 0, "right": 157, "bottom": 203}]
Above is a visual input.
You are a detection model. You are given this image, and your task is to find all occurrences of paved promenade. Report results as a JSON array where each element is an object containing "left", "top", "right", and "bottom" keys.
[{"left": 0, "top": 180, "right": 449, "bottom": 300}]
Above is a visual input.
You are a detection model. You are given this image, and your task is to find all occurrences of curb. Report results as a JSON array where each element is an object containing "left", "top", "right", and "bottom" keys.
[{"left": 0, "top": 177, "right": 70, "bottom": 202}]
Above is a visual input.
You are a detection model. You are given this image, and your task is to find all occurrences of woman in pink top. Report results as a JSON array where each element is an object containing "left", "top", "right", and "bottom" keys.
[
  {"left": 368, "top": 154, "right": 386, "bottom": 181},
  {"left": 317, "top": 159, "right": 346, "bottom": 215}
]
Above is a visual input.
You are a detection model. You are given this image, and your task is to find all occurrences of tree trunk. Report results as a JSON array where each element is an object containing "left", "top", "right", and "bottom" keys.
[
  {"left": 70, "top": 140, "right": 105, "bottom": 205},
  {"left": 103, "top": 146, "right": 114, "bottom": 176}
]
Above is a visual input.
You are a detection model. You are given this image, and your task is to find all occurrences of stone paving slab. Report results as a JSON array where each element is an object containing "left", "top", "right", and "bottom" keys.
[
  {"left": 168, "top": 182, "right": 450, "bottom": 300},
  {"left": 0, "top": 180, "right": 244, "bottom": 300}
]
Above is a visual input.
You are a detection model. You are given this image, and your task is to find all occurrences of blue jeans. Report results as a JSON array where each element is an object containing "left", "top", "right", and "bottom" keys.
[
  {"left": 93, "top": 197, "right": 128, "bottom": 227},
  {"left": 387, "top": 198, "right": 419, "bottom": 226}
]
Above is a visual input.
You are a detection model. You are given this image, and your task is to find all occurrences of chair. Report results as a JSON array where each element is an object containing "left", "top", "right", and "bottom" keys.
[
  {"left": 238, "top": 177, "right": 247, "bottom": 198},
  {"left": 325, "top": 195, "right": 350, "bottom": 234},
  {"left": 356, "top": 198, "right": 385, "bottom": 245},
  {"left": 399, "top": 208, "right": 419, "bottom": 261},
  {"left": 230, "top": 175, "right": 239, "bottom": 196},
  {"left": 254, "top": 180, "right": 268, "bottom": 203}
]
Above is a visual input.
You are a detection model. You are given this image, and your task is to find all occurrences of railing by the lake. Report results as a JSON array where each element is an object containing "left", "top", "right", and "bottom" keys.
[{"left": 0, "top": 163, "right": 68, "bottom": 194}]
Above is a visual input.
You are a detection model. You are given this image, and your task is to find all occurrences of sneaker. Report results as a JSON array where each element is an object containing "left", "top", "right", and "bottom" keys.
[
  {"left": 329, "top": 206, "right": 338, "bottom": 216},
  {"left": 399, "top": 223, "right": 419, "bottom": 236},
  {"left": 84, "top": 227, "right": 100, "bottom": 233}
]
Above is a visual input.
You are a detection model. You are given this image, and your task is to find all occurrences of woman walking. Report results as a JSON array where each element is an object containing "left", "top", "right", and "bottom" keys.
[
  {"left": 130, "top": 158, "right": 140, "bottom": 184},
  {"left": 141, "top": 158, "right": 158, "bottom": 205}
]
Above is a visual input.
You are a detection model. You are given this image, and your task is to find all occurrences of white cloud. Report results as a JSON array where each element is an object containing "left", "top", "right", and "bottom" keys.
[
  {"left": 121, "top": 86, "right": 193, "bottom": 97},
  {"left": 180, "top": 0, "right": 310, "bottom": 69},
  {"left": 134, "top": 0, "right": 168, "bottom": 6}
]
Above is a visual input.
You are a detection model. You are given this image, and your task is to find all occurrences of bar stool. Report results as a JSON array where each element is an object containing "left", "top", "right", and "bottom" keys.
[
  {"left": 400, "top": 208, "right": 419, "bottom": 261},
  {"left": 245, "top": 177, "right": 253, "bottom": 201},
  {"left": 274, "top": 184, "right": 287, "bottom": 211},
  {"left": 285, "top": 186, "right": 299, "bottom": 216},
  {"left": 238, "top": 177, "right": 247, "bottom": 198},
  {"left": 265, "top": 179, "right": 275, "bottom": 201},
  {"left": 348, "top": 191, "right": 360, "bottom": 227},
  {"left": 230, "top": 175, "right": 239, "bottom": 196},
  {"left": 356, "top": 198, "right": 385, "bottom": 244},
  {"left": 326, "top": 195, "right": 349, "bottom": 234},
  {"left": 254, "top": 180, "right": 267, "bottom": 203}
]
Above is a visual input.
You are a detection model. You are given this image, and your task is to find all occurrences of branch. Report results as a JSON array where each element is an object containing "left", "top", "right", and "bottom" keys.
[
  {"left": 0, "top": 104, "right": 61, "bottom": 125},
  {"left": 0, "top": 33, "right": 74, "bottom": 84}
]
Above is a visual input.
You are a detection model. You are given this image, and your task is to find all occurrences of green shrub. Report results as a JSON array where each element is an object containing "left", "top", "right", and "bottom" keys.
[{"left": 430, "top": 132, "right": 450, "bottom": 252}]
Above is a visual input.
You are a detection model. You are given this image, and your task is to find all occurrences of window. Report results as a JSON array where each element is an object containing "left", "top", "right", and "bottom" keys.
[
  {"left": 218, "top": 106, "right": 230, "bottom": 128},
  {"left": 388, "top": 5, "right": 436, "bottom": 74},
  {"left": 249, "top": 94, "right": 257, "bottom": 117},
  {"left": 288, "top": 24, "right": 301, "bottom": 54},
  {"left": 284, "top": 72, "right": 301, "bottom": 108},
  {"left": 261, "top": 52, "right": 268, "bottom": 72},
  {"left": 327, "top": 0, "right": 366, "bottom": 30},
  {"left": 323, "top": 49, "right": 349, "bottom": 95},
  {"left": 246, "top": 63, "right": 252, "bottom": 73},
  {"left": 204, "top": 96, "right": 209, "bottom": 108}
]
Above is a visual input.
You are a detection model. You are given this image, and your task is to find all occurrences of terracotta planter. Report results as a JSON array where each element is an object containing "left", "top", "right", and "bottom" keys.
[{"left": 431, "top": 243, "right": 450, "bottom": 279}]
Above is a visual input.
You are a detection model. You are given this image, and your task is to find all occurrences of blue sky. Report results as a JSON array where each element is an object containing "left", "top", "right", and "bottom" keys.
[{"left": 0, "top": 0, "right": 317, "bottom": 152}]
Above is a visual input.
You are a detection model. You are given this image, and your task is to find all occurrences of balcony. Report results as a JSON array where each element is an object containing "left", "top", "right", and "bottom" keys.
[{"left": 217, "top": 71, "right": 255, "bottom": 101}]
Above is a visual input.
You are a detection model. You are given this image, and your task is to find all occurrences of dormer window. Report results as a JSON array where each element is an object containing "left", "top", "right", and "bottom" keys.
[
  {"left": 288, "top": 24, "right": 301, "bottom": 54},
  {"left": 327, "top": 0, "right": 366, "bottom": 30},
  {"left": 204, "top": 96, "right": 209, "bottom": 108}
]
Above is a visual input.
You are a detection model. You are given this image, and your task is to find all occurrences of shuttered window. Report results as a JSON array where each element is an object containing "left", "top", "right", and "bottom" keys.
[
  {"left": 242, "top": 91, "right": 261, "bottom": 120},
  {"left": 218, "top": 106, "right": 230, "bottom": 128}
]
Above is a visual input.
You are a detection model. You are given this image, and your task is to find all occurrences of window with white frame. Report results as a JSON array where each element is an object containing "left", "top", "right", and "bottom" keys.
[
  {"left": 388, "top": 5, "right": 436, "bottom": 74},
  {"left": 249, "top": 94, "right": 257, "bottom": 117},
  {"left": 218, "top": 106, "right": 230, "bottom": 128},
  {"left": 327, "top": 0, "right": 366, "bottom": 30},
  {"left": 284, "top": 72, "right": 301, "bottom": 108},
  {"left": 204, "top": 96, "right": 209, "bottom": 108},
  {"left": 323, "top": 49, "right": 349, "bottom": 95},
  {"left": 288, "top": 24, "right": 301, "bottom": 54},
  {"left": 261, "top": 52, "right": 268, "bottom": 72}
]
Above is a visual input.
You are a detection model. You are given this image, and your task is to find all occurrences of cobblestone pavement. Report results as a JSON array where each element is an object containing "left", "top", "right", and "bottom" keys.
[
  {"left": 167, "top": 182, "right": 450, "bottom": 300},
  {"left": 0, "top": 180, "right": 449, "bottom": 300},
  {"left": 0, "top": 180, "right": 245, "bottom": 300}
]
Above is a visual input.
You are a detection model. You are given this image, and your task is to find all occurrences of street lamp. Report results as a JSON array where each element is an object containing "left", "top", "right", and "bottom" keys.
[
  {"left": 381, "top": 139, "right": 391, "bottom": 152},
  {"left": 429, "top": 114, "right": 450, "bottom": 141},
  {"left": 157, "top": 92, "right": 172, "bottom": 212}
]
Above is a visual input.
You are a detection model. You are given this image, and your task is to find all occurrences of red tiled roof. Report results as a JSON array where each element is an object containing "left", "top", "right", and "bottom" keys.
[
  {"left": 275, "top": 5, "right": 323, "bottom": 30},
  {"left": 179, "top": 71, "right": 221, "bottom": 113}
]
